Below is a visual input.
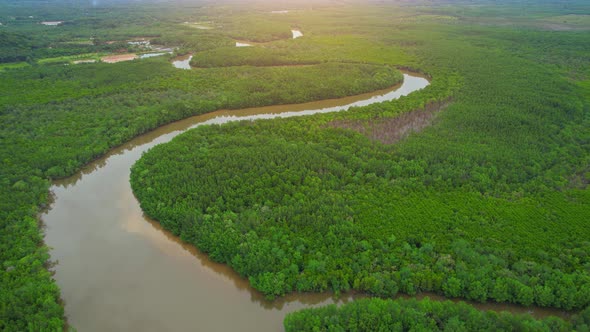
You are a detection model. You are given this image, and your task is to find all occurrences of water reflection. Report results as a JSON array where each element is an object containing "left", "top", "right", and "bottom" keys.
[
  {"left": 139, "top": 52, "right": 170, "bottom": 59},
  {"left": 171, "top": 54, "right": 192, "bottom": 69}
]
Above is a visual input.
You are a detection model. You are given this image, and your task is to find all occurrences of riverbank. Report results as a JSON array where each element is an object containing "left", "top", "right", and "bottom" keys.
[{"left": 43, "top": 73, "right": 428, "bottom": 332}]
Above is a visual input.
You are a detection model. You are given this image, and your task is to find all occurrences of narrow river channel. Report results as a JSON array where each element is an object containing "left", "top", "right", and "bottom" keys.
[{"left": 41, "top": 72, "right": 566, "bottom": 331}]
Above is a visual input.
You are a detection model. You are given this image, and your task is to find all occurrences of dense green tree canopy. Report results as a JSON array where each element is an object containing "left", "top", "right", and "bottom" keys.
[
  {"left": 131, "top": 15, "right": 590, "bottom": 313},
  {"left": 284, "top": 298, "right": 590, "bottom": 331},
  {"left": 0, "top": 0, "right": 589, "bottom": 330}
]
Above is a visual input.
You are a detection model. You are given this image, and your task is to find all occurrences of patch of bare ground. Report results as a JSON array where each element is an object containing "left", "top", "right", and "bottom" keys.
[
  {"left": 539, "top": 23, "right": 577, "bottom": 31},
  {"left": 101, "top": 54, "right": 137, "bottom": 63},
  {"left": 566, "top": 168, "right": 590, "bottom": 190},
  {"left": 328, "top": 99, "right": 450, "bottom": 144}
]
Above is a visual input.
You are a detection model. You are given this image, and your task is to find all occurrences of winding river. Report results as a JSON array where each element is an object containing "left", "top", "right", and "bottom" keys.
[{"left": 41, "top": 71, "right": 567, "bottom": 331}]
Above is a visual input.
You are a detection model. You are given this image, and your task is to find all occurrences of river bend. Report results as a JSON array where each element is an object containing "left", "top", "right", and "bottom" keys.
[{"left": 44, "top": 73, "right": 430, "bottom": 331}]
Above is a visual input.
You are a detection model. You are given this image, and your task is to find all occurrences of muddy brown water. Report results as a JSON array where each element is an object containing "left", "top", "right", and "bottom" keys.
[{"left": 41, "top": 72, "right": 567, "bottom": 332}]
